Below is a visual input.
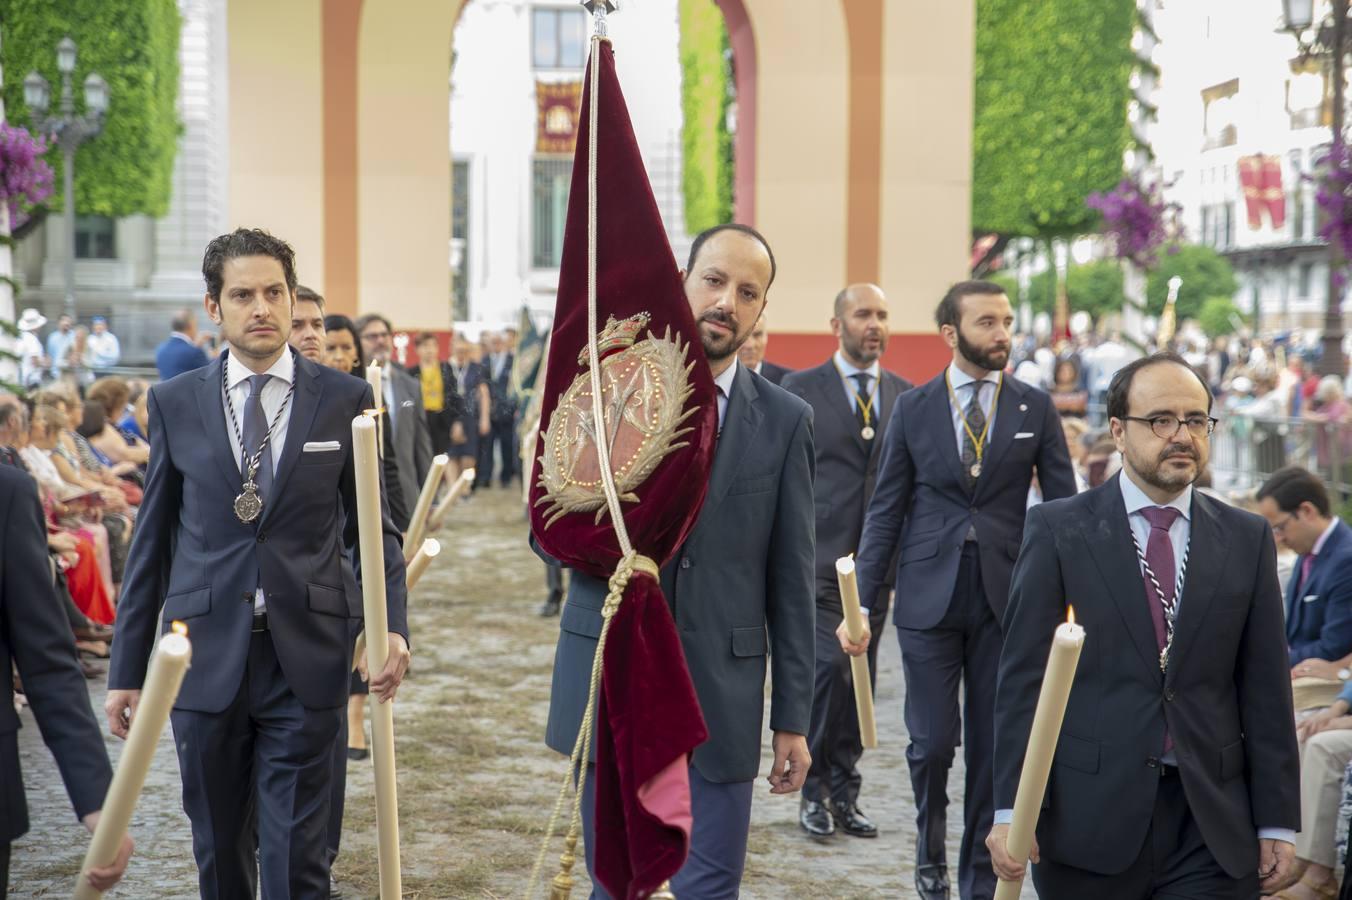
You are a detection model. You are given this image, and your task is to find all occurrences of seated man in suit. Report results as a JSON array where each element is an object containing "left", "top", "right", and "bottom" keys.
[
  {"left": 737, "top": 309, "right": 791, "bottom": 385},
  {"left": 1, "top": 464, "right": 133, "bottom": 898},
  {"left": 542, "top": 223, "right": 815, "bottom": 898},
  {"left": 1256, "top": 466, "right": 1352, "bottom": 668}
]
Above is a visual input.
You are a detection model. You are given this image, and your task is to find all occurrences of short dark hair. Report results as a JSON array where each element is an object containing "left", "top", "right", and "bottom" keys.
[
  {"left": 323, "top": 314, "right": 366, "bottom": 373},
  {"left": 1105, "top": 351, "right": 1214, "bottom": 422},
  {"left": 415, "top": 331, "right": 439, "bottom": 347},
  {"left": 685, "top": 224, "right": 777, "bottom": 292},
  {"left": 295, "top": 285, "right": 326, "bottom": 311},
  {"left": 934, "top": 280, "right": 1008, "bottom": 330},
  {"left": 1257, "top": 466, "right": 1332, "bottom": 517},
  {"left": 77, "top": 400, "right": 106, "bottom": 439},
  {"left": 170, "top": 309, "right": 195, "bottom": 333},
  {"left": 354, "top": 313, "right": 393, "bottom": 337},
  {"left": 202, "top": 228, "right": 298, "bottom": 301}
]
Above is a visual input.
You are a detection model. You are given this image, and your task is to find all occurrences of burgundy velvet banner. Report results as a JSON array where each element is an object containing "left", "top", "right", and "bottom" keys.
[{"left": 527, "top": 40, "right": 715, "bottom": 899}]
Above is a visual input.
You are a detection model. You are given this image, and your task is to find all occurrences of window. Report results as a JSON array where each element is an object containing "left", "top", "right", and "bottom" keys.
[
  {"left": 1200, "top": 203, "right": 1234, "bottom": 249},
  {"left": 533, "top": 7, "right": 587, "bottom": 70},
  {"left": 74, "top": 215, "right": 115, "bottom": 259},
  {"left": 532, "top": 158, "right": 572, "bottom": 268},
  {"left": 1202, "top": 79, "right": 1239, "bottom": 149},
  {"left": 1287, "top": 60, "right": 1328, "bottom": 131},
  {"left": 451, "top": 160, "right": 470, "bottom": 321},
  {"left": 1290, "top": 150, "right": 1307, "bottom": 240},
  {"left": 1299, "top": 262, "right": 1314, "bottom": 298}
]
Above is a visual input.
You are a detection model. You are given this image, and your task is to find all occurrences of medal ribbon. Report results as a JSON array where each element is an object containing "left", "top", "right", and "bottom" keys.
[
  {"left": 1129, "top": 529, "right": 1190, "bottom": 673},
  {"left": 835, "top": 361, "right": 879, "bottom": 429},
  {"left": 222, "top": 353, "right": 296, "bottom": 491},
  {"left": 946, "top": 369, "right": 1002, "bottom": 466}
]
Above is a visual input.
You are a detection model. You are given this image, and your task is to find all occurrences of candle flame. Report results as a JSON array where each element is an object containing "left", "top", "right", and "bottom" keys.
[
  {"left": 171, "top": 620, "right": 188, "bottom": 637},
  {"left": 1066, "top": 605, "right": 1076, "bottom": 626}
]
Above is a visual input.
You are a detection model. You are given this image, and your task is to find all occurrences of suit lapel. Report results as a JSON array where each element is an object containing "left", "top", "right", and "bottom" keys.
[
  {"left": 1285, "top": 556, "right": 1303, "bottom": 637},
  {"left": 815, "top": 362, "right": 867, "bottom": 454},
  {"left": 1166, "top": 492, "right": 1229, "bottom": 686},
  {"left": 195, "top": 355, "right": 243, "bottom": 493},
  {"left": 973, "top": 376, "right": 1029, "bottom": 498},
  {"left": 259, "top": 355, "right": 322, "bottom": 528},
  {"left": 922, "top": 375, "right": 969, "bottom": 490},
  {"left": 1084, "top": 477, "right": 1163, "bottom": 682},
  {"left": 704, "top": 365, "right": 763, "bottom": 512},
  {"left": 871, "top": 373, "right": 901, "bottom": 462}
]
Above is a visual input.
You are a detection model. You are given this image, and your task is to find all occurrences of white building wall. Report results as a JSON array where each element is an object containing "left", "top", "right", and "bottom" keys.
[{"left": 450, "top": 0, "right": 688, "bottom": 332}]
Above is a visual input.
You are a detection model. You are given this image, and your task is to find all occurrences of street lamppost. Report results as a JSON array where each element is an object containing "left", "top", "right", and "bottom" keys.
[{"left": 22, "top": 36, "right": 107, "bottom": 323}]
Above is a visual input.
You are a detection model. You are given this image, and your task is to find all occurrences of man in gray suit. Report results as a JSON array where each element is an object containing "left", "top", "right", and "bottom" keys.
[
  {"left": 356, "top": 313, "right": 433, "bottom": 517},
  {"left": 782, "top": 283, "right": 911, "bottom": 841},
  {"left": 542, "top": 224, "right": 816, "bottom": 898}
]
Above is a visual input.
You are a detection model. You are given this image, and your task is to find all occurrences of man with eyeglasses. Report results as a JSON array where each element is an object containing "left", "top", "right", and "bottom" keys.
[{"left": 987, "top": 351, "right": 1300, "bottom": 899}]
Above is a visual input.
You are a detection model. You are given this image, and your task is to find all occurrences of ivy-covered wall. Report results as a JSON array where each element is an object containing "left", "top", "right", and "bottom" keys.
[
  {"left": 973, "top": 0, "right": 1137, "bottom": 238},
  {"left": 1, "top": 0, "right": 181, "bottom": 218},
  {"left": 679, "top": 0, "right": 733, "bottom": 235}
]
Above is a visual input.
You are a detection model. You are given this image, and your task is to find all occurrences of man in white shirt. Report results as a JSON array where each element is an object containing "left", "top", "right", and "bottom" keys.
[{"left": 85, "top": 316, "right": 122, "bottom": 371}]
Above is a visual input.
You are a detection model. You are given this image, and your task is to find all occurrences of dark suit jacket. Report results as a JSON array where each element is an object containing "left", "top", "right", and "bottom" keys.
[
  {"left": 385, "top": 364, "right": 434, "bottom": 518},
  {"left": 155, "top": 334, "right": 209, "bottom": 381},
  {"left": 855, "top": 369, "right": 1076, "bottom": 627},
  {"left": 486, "top": 352, "right": 517, "bottom": 424},
  {"left": 781, "top": 359, "right": 911, "bottom": 608},
  {"left": 758, "top": 360, "right": 791, "bottom": 386},
  {"left": 0, "top": 465, "right": 112, "bottom": 843},
  {"left": 544, "top": 365, "right": 817, "bottom": 783},
  {"left": 994, "top": 477, "right": 1299, "bottom": 878},
  {"left": 110, "top": 351, "right": 409, "bottom": 712},
  {"left": 1286, "top": 518, "right": 1352, "bottom": 664}
]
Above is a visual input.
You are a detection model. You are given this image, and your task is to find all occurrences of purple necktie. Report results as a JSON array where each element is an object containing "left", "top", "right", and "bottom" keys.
[
  {"left": 1140, "top": 505, "right": 1181, "bottom": 753},
  {"left": 1297, "top": 554, "right": 1315, "bottom": 596}
]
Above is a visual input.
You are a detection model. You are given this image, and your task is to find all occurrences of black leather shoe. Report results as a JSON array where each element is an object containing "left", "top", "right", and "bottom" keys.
[
  {"left": 538, "top": 596, "right": 561, "bottom": 617},
  {"left": 915, "top": 864, "right": 950, "bottom": 900},
  {"left": 798, "top": 799, "right": 835, "bottom": 839},
  {"left": 829, "top": 801, "right": 878, "bottom": 838},
  {"left": 328, "top": 874, "right": 344, "bottom": 899},
  {"left": 347, "top": 747, "right": 369, "bottom": 761}
]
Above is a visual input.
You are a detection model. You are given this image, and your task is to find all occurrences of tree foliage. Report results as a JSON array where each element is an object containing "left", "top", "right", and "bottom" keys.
[
  {"left": 993, "top": 259, "right": 1125, "bottom": 322},
  {"left": 1145, "top": 245, "right": 1239, "bottom": 321},
  {"left": 1, "top": 0, "right": 181, "bottom": 218},
  {"left": 1197, "top": 297, "right": 1244, "bottom": 338},
  {"left": 973, "top": 0, "right": 1138, "bottom": 238},
  {"left": 679, "top": 0, "right": 732, "bottom": 233}
]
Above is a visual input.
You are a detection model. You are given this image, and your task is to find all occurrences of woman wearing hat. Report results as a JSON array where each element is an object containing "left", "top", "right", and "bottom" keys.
[{"left": 16, "top": 308, "right": 49, "bottom": 389}]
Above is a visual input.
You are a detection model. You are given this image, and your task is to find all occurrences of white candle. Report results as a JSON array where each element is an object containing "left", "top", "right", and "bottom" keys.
[
  {"left": 404, "top": 455, "right": 449, "bottom": 561},
  {"left": 834, "top": 557, "right": 878, "bottom": 749},
  {"left": 428, "top": 468, "right": 475, "bottom": 533},
  {"left": 366, "top": 363, "right": 384, "bottom": 457},
  {"left": 351, "top": 414, "right": 402, "bottom": 899},
  {"left": 75, "top": 625, "right": 192, "bottom": 899},
  {"left": 994, "top": 609, "right": 1085, "bottom": 900},
  {"left": 405, "top": 538, "right": 440, "bottom": 591}
]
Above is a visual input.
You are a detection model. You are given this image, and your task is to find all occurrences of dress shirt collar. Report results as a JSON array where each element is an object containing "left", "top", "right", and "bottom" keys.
[
  {"left": 713, "top": 357, "right": 739, "bottom": 398},
  {"left": 1119, "top": 469, "right": 1193, "bottom": 522},
  {"left": 1314, "top": 516, "right": 1341, "bottom": 556},
  {"left": 947, "top": 362, "right": 1001, "bottom": 392},
  {"left": 225, "top": 347, "right": 295, "bottom": 391},
  {"left": 835, "top": 350, "right": 880, "bottom": 382}
]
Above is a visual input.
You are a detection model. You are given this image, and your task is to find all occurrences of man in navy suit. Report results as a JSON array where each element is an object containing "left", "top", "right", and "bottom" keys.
[
  {"left": 782, "top": 283, "right": 911, "bottom": 841},
  {"left": 1256, "top": 466, "right": 1352, "bottom": 667},
  {"left": 107, "top": 228, "right": 411, "bottom": 899},
  {"left": 0, "top": 465, "right": 133, "bottom": 898},
  {"left": 154, "top": 308, "right": 211, "bottom": 380},
  {"left": 840, "top": 280, "right": 1076, "bottom": 900}
]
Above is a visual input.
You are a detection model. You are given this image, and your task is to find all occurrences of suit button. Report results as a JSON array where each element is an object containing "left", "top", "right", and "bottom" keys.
[
  {"left": 243, "top": 593, "right": 252, "bottom": 602},
  {"left": 257, "top": 532, "right": 267, "bottom": 543},
  {"left": 970, "top": 507, "right": 978, "bottom": 515},
  {"left": 679, "top": 557, "right": 691, "bottom": 569},
  {"left": 1146, "top": 757, "right": 1159, "bottom": 768},
  {"left": 1165, "top": 688, "right": 1176, "bottom": 702}
]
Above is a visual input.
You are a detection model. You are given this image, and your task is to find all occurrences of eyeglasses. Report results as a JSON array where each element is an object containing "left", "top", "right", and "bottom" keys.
[
  {"left": 1120, "top": 414, "right": 1218, "bottom": 440},
  {"left": 1271, "top": 513, "right": 1296, "bottom": 535}
]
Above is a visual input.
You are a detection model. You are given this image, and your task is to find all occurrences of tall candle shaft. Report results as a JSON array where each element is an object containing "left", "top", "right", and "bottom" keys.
[
  {"left": 352, "top": 414, "right": 402, "bottom": 899},
  {"left": 834, "top": 557, "right": 878, "bottom": 749},
  {"left": 405, "top": 455, "right": 449, "bottom": 561}
]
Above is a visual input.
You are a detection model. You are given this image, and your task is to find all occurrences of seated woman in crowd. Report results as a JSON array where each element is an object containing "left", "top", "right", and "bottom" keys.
[
  {"left": 1049, "top": 357, "right": 1088, "bottom": 418},
  {"left": 85, "top": 377, "right": 150, "bottom": 468},
  {"left": 117, "top": 382, "right": 150, "bottom": 442}
]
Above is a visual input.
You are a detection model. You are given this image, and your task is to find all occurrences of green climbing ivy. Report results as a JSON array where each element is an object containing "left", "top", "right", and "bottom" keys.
[{"left": 679, "top": 0, "right": 733, "bottom": 234}]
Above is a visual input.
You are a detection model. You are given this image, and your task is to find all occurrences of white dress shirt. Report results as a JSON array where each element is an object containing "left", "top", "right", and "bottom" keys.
[
  {"left": 946, "top": 363, "right": 1000, "bottom": 458},
  {"left": 834, "top": 350, "right": 881, "bottom": 415},
  {"left": 224, "top": 349, "right": 295, "bottom": 613},
  {"left": 714, "top": 358, "right": 739, "bottom": 432}
]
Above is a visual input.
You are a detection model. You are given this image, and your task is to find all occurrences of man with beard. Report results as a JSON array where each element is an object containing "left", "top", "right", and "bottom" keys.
[
  {"left": 986, "top": 353, "right": 1298, "bottom": 899},
  {"left": 839, "top": 280, "right": 1075, "bottom": 900},
  {"left": 541, "top": 223, "right": 816, "bottom": 897},
  {"left": 783, "top": 283, "right": 911, "bottom": 841}
]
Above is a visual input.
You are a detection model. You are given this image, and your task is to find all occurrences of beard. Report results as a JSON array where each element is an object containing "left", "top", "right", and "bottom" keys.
[
  {"left": 1127, "top": 441, "right": 1202, "bottom": 493},
  {"left": 698, "top": 307, "right": 744, "bottom": 362},
  {"left": 842, "top": 327, "right": 886, "bottom": 366},
  {"left": 957, "top": 329, "right": 1009, "bottom": 373}
]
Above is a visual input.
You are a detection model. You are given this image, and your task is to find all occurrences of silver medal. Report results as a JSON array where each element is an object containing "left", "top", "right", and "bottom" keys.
[
  {"left": 234, "top": 482, "right": 263, "bottom": 523},
  {"left": 970, "top": 462, "right": 982, "bottom": 479},
  {"left": 861, "top": 425, "right": 875, "bottom": 440}
]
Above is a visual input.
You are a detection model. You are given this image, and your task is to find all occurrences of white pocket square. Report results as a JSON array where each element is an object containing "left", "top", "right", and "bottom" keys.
[
  {"left": 302, "top": 440, "right": 342, "bottom": 453},
  {"left": 1014, "top": 431, "right": 1035, "bottom": 439},
  {"left": 1303, "top": 594, "right": 1319, "bottom": 604},
  {"left": 401, "top": 399, "right": 415, "bottom": 408}
]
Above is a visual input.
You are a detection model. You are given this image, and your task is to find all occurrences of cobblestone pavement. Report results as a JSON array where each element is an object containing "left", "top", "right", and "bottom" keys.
[{"left": 13, "top": 487, "right": 1034, "bottom": 898}]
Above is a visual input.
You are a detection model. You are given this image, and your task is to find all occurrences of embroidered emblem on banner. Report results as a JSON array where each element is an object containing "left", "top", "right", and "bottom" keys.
[{"left": 537, "top": 312, "right": 698, "bottom": 527}]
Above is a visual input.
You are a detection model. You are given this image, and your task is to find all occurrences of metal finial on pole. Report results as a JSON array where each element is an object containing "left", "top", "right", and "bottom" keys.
[{"left": 582, "top": 0, "right": 617, "bottom": 37}]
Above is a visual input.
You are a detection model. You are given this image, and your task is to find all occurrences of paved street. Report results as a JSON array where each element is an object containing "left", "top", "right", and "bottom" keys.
[{"left": 14, "top": 487, "right": 1033, "bottom": 898}]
